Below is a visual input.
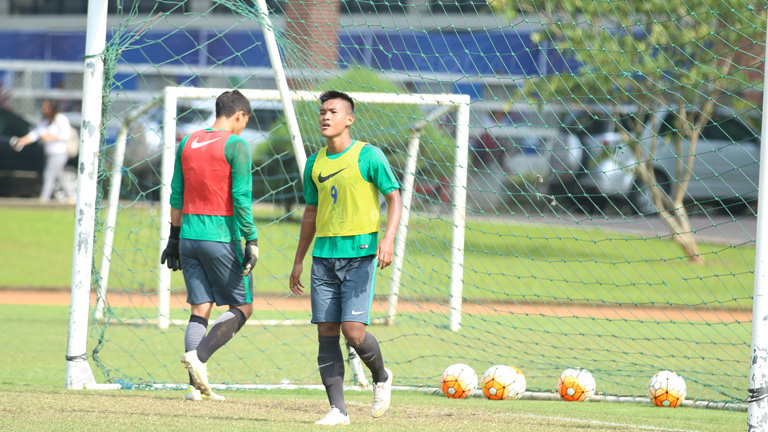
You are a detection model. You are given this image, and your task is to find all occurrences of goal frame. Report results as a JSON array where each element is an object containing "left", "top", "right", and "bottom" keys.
[
  {"left": 95, "top": 86, "right": 471, "bottom": 331},
  {"left": 69, "top": 0, "right": 468, "bottom": 392}
]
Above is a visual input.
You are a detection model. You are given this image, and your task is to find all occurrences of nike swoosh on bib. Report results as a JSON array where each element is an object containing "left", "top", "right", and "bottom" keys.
[
  {"left": 318, "top": 168, "right": 346, "bottom": 183},
  {"left": 190, "top": 137, "right": 219, "bottom": 149}
]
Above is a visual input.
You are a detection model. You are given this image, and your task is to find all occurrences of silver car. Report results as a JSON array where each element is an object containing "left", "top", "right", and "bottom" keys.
[
  {"left": 546, "top": 110, "right": 759, "bottom": 215},
  {"left": 650, "top": 112, "right": 759, "bottom": 212}
]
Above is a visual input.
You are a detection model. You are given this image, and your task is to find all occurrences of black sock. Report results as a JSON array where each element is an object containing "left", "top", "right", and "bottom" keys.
[
  {"left": 352, "top": 332, "right": 387, "bottom": 383},
  {"left": 318, "top": 335, "right": 346, "bottom": 415},
  {"left": 185, "top": 315, "right": 208, "bottom": 386},
  {"left": 196, "top": 308, "right": 246, "bottom": 363}
]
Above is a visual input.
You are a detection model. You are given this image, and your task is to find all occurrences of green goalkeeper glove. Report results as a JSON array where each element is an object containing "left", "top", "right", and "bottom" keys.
[
  {"left": 160, "top": 225, "right": 182, "bottom": 271},
  {"left": 241, "top": 239, "right": 259, "bottom": 276}
]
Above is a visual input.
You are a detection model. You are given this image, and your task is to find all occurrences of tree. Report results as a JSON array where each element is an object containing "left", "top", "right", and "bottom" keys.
[
  {"left": 254, "top": 69, "right": 456, "bottom": 213},
  {"left": 263, "top": 68, "right": 456, "bottom": 168},
  {"left": 490, "top": 0, "right": 764, "bottom": 263}
]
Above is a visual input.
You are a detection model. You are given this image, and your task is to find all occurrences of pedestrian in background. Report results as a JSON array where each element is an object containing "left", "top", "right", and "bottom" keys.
[{"left": 11, "top": 99, "right": 75, "bottom": 203}]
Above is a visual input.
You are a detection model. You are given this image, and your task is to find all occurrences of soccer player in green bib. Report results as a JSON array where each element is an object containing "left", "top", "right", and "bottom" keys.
[{"left": 290, "top": 90, "right": 402, "bottom": 425}]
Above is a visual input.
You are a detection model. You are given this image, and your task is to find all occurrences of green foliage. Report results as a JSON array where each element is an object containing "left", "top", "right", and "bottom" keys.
[
  {"left": 510, "top": 0, "right": 764, "bottom": 113},
  {"left": 261, "top": 68, "right": 456, "bottom": 172},
  {"left": 493, "top": 0, "right": 764, "bottom": 249}
]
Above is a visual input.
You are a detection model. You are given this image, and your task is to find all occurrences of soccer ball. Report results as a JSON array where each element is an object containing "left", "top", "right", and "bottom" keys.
[
  {"left": 648, "top": 371, "right": 686, "bottom": 408},
  {"left": 440, "top": 363, "right": 478, "bottom": 399},
  {"left": 557, "top": 368, "right": 596, "bottom": 402},
  {"left": 481, "top": 365, "right": 527, "bottom": 400}
]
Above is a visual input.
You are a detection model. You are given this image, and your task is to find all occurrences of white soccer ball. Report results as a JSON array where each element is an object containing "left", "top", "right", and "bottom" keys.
[
  {"left": 648, "top": 370, "right": 686, "bottom": 408},
  {"left": 440, "top": 363, "right": 478, "bottom": 399},
  {"left": 557, "top": 368, "right": 596, "bottom": 402},
  {"left": 481, "top": 365, "right": 526, "bottom": 400}
]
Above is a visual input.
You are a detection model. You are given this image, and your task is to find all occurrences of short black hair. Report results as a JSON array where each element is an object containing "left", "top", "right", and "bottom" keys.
[
  {"left": 215, "top": 89, "right": 251, "bottom": 119},
  {"left": 319, "top": 90, "right": 354, "bottom": 113}
]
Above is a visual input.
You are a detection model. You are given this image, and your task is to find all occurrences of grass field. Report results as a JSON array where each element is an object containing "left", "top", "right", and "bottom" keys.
[
  {"left": 0, "top": 204, "right": 754, "bottom": 431},
  {"left": 0, "top": 206, "right": 755, "bottom": 308},
  {"left": 0, "top": 304, "right": 747, "bottom": 432}
]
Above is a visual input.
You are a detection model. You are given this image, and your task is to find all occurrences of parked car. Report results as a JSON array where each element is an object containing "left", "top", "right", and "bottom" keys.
[
  {"left": 0, "top": 106, "right": 78, "bottom": 200},
  {"left": 477, "top": 124, "right": 558, "bottom": 176},
  {"left": 469, "top": 106, "right": 559, "bottom": 175},
  {"left": 652, "top": 112, "right": 759, "bottom": 212},
  {"left": 546, "top": 109, "right": 760, "bottom": 215},
  {"left": 123, "top": 100, "right": 282, "bottom": 200}
]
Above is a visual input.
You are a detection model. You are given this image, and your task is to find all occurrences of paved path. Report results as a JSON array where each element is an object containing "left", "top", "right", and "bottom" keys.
[{"left": 514, "top": 213, "right": 758, "bottom": 247}]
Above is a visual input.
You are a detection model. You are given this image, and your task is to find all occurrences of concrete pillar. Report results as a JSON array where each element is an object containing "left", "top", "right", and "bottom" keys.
[
  {"left": 283, "top": 0, "right": 340, "bottom": 79},
  {"left": 187, "top": 0, "right": 211, "bottom": 14},
  {"left": 0, "top": 0, "right": 12, "bottom": 14}
]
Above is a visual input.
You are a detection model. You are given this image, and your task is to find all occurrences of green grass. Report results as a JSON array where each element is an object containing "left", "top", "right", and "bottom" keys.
[
  {"left": 0, "top": 304, "right": 747, "bottom": 432},
  {"left": 0, "top": 205, "right": 755, "bottom": 429},
  {"left": 0, "top": 207, "right": 77, "bottom": 287},
  {"left": 1, "top": 301, "right": 747, "bottom": 402},
  {"left": 0, "top": 384, "right": 748, "bottom": 432},
  {"left": 0, "top": 206, "right": 755, "bottom": 309}
]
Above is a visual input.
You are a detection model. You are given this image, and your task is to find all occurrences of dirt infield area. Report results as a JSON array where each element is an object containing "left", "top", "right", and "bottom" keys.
[{"left": 0, "top": 288, "right": 752, "bottom": 323}]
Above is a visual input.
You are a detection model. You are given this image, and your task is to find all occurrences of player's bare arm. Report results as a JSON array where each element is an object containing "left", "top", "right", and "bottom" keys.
[
  {"left": 39, "top": 131, "right": 60, "bottom": 142},
  {"left": 376, "top": 189, "right": 402, "bottom": 269},
  {"left": 289, "top": 205, "right": 318, "bottom": 295},
  {"left": 170, "top": 207, "right": 182, "bottom": 227}
]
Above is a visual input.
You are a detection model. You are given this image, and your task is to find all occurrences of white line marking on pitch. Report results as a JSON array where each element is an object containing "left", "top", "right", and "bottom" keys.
[{"left": 508, "top": 412, "right": 701, "bottom": 432}]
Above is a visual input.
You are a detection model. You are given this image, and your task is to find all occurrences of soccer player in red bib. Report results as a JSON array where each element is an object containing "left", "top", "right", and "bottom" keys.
[
  {"left": 161, "top": 89, "right": 259, "bottom": 401},
  {"left": 289, "top": 90, "right": 402, "bottom": 425}
]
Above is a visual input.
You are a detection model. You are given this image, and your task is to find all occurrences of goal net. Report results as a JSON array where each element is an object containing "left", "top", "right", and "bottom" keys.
[{"left": 70, "top": 0, "right": 763, "bottom": 405}]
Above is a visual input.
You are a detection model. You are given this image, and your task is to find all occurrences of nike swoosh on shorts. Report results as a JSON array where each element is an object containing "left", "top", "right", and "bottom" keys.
[
  {"left": 351, "top": 310, "right": 365, "bottom": 315},
  {"left": 190, "top": 137, "right": 219, "bottom": 148}
]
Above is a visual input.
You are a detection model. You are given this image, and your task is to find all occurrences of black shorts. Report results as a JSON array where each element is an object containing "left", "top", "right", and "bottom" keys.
[
  {"left": 310, "top": 255, "right": 377, "bottom": 324},
  {"left": 180, "top": 239, "right": 253, "bottom": 306}
]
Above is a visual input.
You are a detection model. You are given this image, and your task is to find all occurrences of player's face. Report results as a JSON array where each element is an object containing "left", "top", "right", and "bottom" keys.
[{"left": 319, "top": 98, "right": 354, "bottom": 138}]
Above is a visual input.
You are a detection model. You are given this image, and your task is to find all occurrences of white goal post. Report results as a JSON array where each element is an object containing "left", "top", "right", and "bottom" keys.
[
  {"left": 67, "top": 0, "right": 470, "bottom": 391},
  {"left": 97, "top": 86, "right": 471, "bottom": 331}
]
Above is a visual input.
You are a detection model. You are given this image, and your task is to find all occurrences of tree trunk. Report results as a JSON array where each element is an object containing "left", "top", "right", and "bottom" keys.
[
  {"left": 639, "top": 158, "right": 706, "bottom": 265},
  {"left": 659, "top": 205, "right": 706, "bottom": 265}
]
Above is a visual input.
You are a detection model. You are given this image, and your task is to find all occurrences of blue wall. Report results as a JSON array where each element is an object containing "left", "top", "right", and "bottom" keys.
[{"left": 0, "top": 28, "right": 577, "bottom": 95}]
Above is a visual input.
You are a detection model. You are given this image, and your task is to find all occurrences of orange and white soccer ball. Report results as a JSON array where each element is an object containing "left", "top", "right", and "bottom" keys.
[
  {"left": 481, "top": 365, "right": 526, "bottom": 400},
  {"left": 440, "top": 363, "right": 478, "bottom": 399},
  {"left": 648, "top": 371, "right": 686, "bottom": 408},
  {"left": 557, "top": 368, "right": 596, "bottom": 402}
]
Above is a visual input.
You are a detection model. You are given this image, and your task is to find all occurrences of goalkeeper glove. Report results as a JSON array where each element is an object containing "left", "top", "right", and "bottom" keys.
[
  {"left": 160, "top": 224, "right": 182, "bottom": 271},
  {"left": 241, "top": 239, "right": 259, "bottom": 276}
]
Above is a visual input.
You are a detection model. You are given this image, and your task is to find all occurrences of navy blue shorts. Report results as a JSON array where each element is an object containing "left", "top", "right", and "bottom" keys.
[
  {"left": 180, "top": 239, "right": 253, "bottom": 306},
  {"left": 310, "top": 255, "right": 377, "bottom": 324}
]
